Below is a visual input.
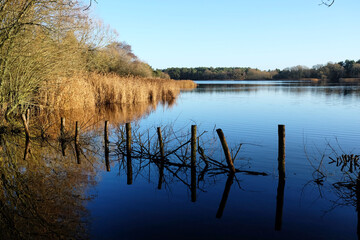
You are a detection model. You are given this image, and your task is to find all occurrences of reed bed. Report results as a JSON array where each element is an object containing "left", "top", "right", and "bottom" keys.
[{"left": 39, "top": 73, "right": 196, "bottom": 111}]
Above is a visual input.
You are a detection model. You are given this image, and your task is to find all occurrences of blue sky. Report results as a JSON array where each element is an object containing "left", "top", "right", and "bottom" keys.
[{"left": 93, "top": 0, "right": 360, "bottom": 70}]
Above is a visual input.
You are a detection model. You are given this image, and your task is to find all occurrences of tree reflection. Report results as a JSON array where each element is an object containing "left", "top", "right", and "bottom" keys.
[
  {"left": 330, "top": 154, "right": 360, "bottom": 239},
  {"left": 0, "top": 131, "right": 98, "bottom": 239},
  {"left": 307, "top": 145, "right": 360, "bottom": 239}
]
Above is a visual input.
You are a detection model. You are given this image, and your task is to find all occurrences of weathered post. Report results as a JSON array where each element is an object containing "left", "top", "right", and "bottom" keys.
[
  {"left": 75, "top": 121, "right": 80, "bottom": 144},
  {"left": 157, "top": 127, "right": 165, "bottom": 189},
  {"left": 278, "top": 125, "right": 285, "bottom": 180},
  {"left": 275, "top": 124, "right": 286, "bottom": 231},
  {"left": 60, "top": 117, "right": 65, "bottom": 138},
  {"left": 191, "top": 125, "right": 197, "bottom": 202},
  {"left": 60, "top": 117, "right": 66, "bottom": 156},
  {"left": 157, "top": 127, "right": 164, "bottom": 159},
  {"left": 25, "top": 108, "right": 30, "bottom": 126},
  {"left": 126, "top": 123, "right": 132, "bottom": 185},
  {"left": 105, "top": 121, "right": 110, "bottom": 172},
  {"left": 75, "top": 121, "right": 81, "bottom": 164},
  {"left": 216, "top": 129, "right": 236, "bottom": 173},
  {"left": 126, "top": 123, "right": 131, "bottom": 157}
]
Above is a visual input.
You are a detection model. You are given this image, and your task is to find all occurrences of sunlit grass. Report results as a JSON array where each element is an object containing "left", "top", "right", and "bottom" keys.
[{"left": 39, "top": 72, "right": 197, "bottom": 111}]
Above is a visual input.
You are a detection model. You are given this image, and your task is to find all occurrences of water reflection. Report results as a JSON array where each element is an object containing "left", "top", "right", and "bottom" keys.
[
  {"left": 330, "top": 154, "right": 360, "bottom": 239},
  {"left": 306, "top": 144, "right": 360, "bottom": 239},
  {"left": 2, "top": 118, "right": 360, "bottom": 239},
  {"left": 194, "top": 80, "right": 360, "bottom": 98},
  {"left": 0, "top": 131, "right": 99, "bottom": 239},
  {"left": 36, "top": 101, "right": 174, "bottom": 138}
]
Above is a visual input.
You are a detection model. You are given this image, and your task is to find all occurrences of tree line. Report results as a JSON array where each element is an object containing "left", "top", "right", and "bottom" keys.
[{"left": 162, "top": 60, "right": 360, "bottom": 81}]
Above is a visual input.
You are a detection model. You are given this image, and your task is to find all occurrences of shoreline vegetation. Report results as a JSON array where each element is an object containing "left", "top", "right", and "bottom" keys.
[
  {"left": 0, "top": 0, "right": 196, "bottom": 121},
  {"left": 162, "top": 60, "right": 360, "bottom": 82},
  {"left": 39, "top": 72, "right": 196, "bottom": 111}
]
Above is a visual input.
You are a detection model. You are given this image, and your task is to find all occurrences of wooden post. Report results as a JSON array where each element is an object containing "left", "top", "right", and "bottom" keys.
[
  {"left": 105, "top": 121, "right": 110, "bottom": 172},
  {"left": 191, "top": 125, "right": 197, "bottom": 166},
  {"left": 126, "top": 123, "right": 132, "bottom": 185},
  {"left": 216, "top": 173, "right": 235, "bottom": 218},
  {"left": 25, "top": 108, "right": 30, "bottom": 126},
  {"left": 157, "top": 127, "right": 164, "bottom": 159},
  {"left": 126, "top": 123, "right": 131, "bottom": 157},
  {"left": 75, "top": 121, "right": 80, "bottom": 144},
  {"left": 60, "top": 117, "right": 65, "bottom": 137},
  {"left": 60, "top": 117, "right": 66, "bottom": 156},
  {"left": 191, "top": 125, "right": 197, "bottom": 202},
  {"left": 21, "top": 114, "right": 30, "bottom": 141},
  {"left": 157, "top": 127, "right": 165, "bottom": 189},
  {"left": 278, "top": 125, "right": 285, "bottom": 180},
  {"left": 216, "top": 129, "right": 235, "bottom": 173},
  {"left": 75, "top": 121, "right": 81, "bottom": 164}
]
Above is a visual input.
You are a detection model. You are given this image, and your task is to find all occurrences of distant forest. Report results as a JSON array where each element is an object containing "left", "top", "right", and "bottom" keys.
[{"left": 162, "top": 59, "right": 360, "bottom": 81}]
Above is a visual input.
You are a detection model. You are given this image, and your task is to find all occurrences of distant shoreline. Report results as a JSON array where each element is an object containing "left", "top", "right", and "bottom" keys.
[{"left": 181, "top": 78, "right": 360, "bottom": 83}]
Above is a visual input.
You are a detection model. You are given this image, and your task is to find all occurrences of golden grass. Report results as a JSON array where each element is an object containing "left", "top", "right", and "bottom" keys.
[
  {"left": 176, "top": 80, "right": 198, "bottom": 89},
  {"left": 39, "top": 72, "right": 197, "bottom": 111}
]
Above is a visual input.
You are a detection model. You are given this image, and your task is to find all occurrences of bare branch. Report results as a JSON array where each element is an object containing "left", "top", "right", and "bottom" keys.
[{"left": 320, "top": 0, "right": 335, "bottom": 7}]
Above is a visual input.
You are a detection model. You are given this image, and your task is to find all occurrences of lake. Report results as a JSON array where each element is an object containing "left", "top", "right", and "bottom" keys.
[{"left": 1, "top": 80, "right": 360, "bottom": 239}]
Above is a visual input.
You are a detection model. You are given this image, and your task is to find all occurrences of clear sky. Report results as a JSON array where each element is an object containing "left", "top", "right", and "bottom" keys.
[{"left": 93, "top": 0, "right": 360, "bottom": 70}]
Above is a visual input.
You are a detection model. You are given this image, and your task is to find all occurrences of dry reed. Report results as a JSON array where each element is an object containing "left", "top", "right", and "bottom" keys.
[{"left": 39, "top": 72, "right": 196, "bottom": 111}]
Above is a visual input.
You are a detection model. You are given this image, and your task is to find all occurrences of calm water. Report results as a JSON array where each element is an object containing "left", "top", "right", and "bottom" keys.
[
  {"left": 2, "top": 80, "right": 360, "bottom": 239},
  {"left": 88, "top": 80, "right": 360, "bottom": 239}
]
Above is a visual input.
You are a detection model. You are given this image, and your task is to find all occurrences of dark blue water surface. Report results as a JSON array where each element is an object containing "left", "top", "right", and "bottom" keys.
[{"left": 86, "top": 80, "right": 360, "bottom": 239}]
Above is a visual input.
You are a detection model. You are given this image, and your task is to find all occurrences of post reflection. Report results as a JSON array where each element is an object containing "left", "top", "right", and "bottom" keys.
[
  {"left": 216, "top": 173, "right": 235, "bottom": 219},
  {"left": 356, "top": 174, "right": 360, "bottom": 240},
  {"left": 275, "top": 124, "right": 286, "bottom": 231},
  {"left": 126, "top": 123, "right": 132, "bottom": 185},
  {"left": 275, "top": 177, "right": 285, "bottom": 231}
]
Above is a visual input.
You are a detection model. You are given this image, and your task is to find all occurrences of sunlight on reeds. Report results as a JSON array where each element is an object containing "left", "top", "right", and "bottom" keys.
[{"left": 39, "top": 72, "right": 196, "bottom": 111}]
